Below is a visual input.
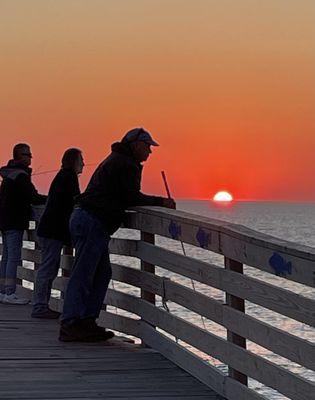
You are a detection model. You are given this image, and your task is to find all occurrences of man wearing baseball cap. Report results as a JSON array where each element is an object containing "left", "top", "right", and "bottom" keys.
[{"left": 60, "top": 127, "right": 175, "bottom": 342}]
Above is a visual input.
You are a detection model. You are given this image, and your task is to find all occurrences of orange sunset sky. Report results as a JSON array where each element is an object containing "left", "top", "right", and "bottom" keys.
[{"left": 0, "top": 0, "right": 314, "bottom": 201}]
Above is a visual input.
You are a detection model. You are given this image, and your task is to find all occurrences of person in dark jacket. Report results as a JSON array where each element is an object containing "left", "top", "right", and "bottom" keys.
[
  {"left": 59, "top": 128, "right": 176, "bottom": 342},
  {"left": 0, "top": 143, "right": 46, "bottom": 304},
  {"left": 32, "top": 148, "right": 84, "bottom": 319}
]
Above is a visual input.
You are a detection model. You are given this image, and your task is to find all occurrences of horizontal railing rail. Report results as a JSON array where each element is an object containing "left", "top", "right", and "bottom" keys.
[{"left": 0, "top": 205, "right": 314, "bottom": 400}]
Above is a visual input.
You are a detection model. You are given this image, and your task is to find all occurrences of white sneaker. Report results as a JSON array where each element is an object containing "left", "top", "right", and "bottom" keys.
[
  {"left": 0, "top": 293, "right": 5, "bottom": 303},
  {"left": 3, "top": 293, "right": 29, "bottom": 305}
]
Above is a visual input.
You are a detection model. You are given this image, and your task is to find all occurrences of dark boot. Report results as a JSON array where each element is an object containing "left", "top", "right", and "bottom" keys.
[
  {"left": 59, "top": 319, "right": 114, "bottom": 342},
  {"left": 59, "top": 320, "right": 102, "bottom": 342},
  {"left": 31, "top": 308, "right": 61, "bottom": 319},
  {"left": 81, "top": 318, "right": 115, "bottom": 340}
]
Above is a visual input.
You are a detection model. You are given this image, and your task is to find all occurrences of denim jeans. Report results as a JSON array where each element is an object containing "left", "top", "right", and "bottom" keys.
[
  {"left": 32, "top": 237, "right": 63, "bottom": 313},
  {"left": 62, "top": 208, "right": 112, "bottom": 324},
  {"left": 0, "top": 230, "right": 24, "bottom": 295}
]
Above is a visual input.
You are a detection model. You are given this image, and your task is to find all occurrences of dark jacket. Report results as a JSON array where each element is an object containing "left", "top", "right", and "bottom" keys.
[
  {"left": 37, "top": 168, "right": 80, "bottom": 245},
  {"left": 76, "top": 142, "right": 164, "bottom": 234},
  {"left": 0, "top": 160, "right": 47, "bottom": 231}
]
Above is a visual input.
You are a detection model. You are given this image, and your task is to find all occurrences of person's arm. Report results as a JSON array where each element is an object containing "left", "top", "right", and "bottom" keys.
[
  {"left": 120, "top": 165, "right": 176, "bottom": 209},
  {"left": 18, "top": 174, "right": 47, "bottom": 205}
]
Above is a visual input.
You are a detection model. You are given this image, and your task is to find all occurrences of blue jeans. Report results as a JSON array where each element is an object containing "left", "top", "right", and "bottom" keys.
[
  {"left": 62, "top": 208, "right": 112, "bottom": 324},
  {"left": 32, "top": 237, "right": 63, "bottom": 313},
  {"left": 0, "top": 230, "right": 24, "bottom": 295}
]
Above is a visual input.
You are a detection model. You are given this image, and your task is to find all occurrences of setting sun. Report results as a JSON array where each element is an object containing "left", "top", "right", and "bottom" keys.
[{"left": 213, "top": 191, "right": 233, "bottom": 202}]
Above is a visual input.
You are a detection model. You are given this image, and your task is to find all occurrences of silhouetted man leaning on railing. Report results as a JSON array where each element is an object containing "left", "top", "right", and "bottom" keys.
[
  {"left": 59, "top": 128, "right": 176, "bottom": 342},
  {"left": 0, "top": 143, "right": 46, "bottom": 304}
]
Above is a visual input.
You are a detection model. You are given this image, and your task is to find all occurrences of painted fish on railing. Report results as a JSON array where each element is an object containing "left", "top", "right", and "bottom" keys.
[
  {"left": 169, "top": 220, "right": 182, "bottom": 240},
  {"left": 269, "top": 252, "right": 292, "bottom": 277},
  {"left": 196, "top": 228, "right": 211, "bottom": 249}
]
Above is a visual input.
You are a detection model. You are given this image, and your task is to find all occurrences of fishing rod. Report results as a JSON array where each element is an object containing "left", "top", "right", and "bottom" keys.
[
  {"left": 161, "top": 171, "right": 171, "bottom": 199},
  {"left": 32, "top": 163, "right": 97, "bottom": 176},
  {"left": 160, "top": 170, "right": 207, "bottom": 332},
  {"left": 161, "top": 171, "right": 185, "bottom": 255}
]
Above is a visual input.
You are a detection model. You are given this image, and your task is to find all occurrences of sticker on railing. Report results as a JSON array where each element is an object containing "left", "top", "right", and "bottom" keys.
[
  {"left": 196, "top": 228, "right": 211, "bottom": 248},
  {"left": 269, "top": 252, "right": 292, "bottom": 277},
  {"left": 169, "top": 220, "right": 182, "bottom": 240}
]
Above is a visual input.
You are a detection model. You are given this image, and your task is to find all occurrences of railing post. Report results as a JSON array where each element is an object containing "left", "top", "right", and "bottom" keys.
[
  {"left": 140, "top": 231, "right": 155, "bottom": 346},
  {"left": 33, "top": 221, "right": 41, "bottom": 272},
  {"left": 22, "top": 221, "right": 39, "bottom": 291},
  {"left": 30, "top": 206, "right": 44, "bottom": 286},
  {"left": 224, "top": 257, "right": 248, "bottom": 386},
  {"left": 62, "top": 246, "right": 72, "bottom": 281},
  {"left": 140, "top": 232, "right": 155, "bottom": 304}
]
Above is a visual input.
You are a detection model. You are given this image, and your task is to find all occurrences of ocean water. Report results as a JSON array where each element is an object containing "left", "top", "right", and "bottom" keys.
[{"left": 111, "top": 201, "right": 315, "bottom": 400}]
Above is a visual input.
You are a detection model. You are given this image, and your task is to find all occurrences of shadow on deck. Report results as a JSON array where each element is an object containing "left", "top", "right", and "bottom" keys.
[{"left": 0, "top": 304, "right": 223, "bottom": 400}]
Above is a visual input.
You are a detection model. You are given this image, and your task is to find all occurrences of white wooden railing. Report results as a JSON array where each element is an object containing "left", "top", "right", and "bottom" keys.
[{"left": 0, "top": 205, "right": 314, "bottom": 400}]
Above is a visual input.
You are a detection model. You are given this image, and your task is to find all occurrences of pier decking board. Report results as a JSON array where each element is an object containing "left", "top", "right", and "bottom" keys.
[{"left": 0, "top": 305, "right": 223, "bottom": 399}]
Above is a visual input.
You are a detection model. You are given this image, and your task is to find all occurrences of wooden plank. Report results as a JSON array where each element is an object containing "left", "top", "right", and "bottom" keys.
[
  {"left": 52, "top": 263, "right": 162, "bottom": 302},
  {"left": 60, "top": 254, "right": 74, "bottom": 271},
  {"left": 140, "top": 322, "right": 266, "bottom": 400},
  {"left": 62, "top": 246, "right": 72, "bottom": 293},
  {"left": 0, "top": 357, "right": 176, "bottom": 371},
  {"left": 109, "top": 238, "right": 138, "bottom": 256},
  {"left": 0, "top": 396, "right": 219, "bottom": 400},
  {"left": 23, "top": 229, "right": 38, "bottom": 243},
  {"left": 136, "top": 241, "right": 315, "bottom": 327},
  {"left": 33, "top": 222, "right": 41, "bottom": 274},
  {"left": 127, "top": 206, "right": 315, "bottom": 261},
  {"left": 21, "top": 248, "right": 41, "bottom": 264},
  {"left": 15, "top": 284, "right": 33, "bottom": 301},
  {"left": 126, "top": 209, "right": 221, "bottom": 254},
  {"left": 17, "top": 266, "right": 35, "bottom": 283},
  {"left": 220, "top": 233, "right": 315, "bottom": 288},
  {"left": 126, "top": 207, "right": 315, "bottom": 287},
  {"left": 111, "top": 264, "right": 164, "bottom": 296},
  {"left": 106, "top": 290, "right": 315, "bottom": 400},
  {"left": 164, "top": 280, "right": 315, "bottom": 371},
  {"left": 0, "top": 377, "right": 215, "bottom": 398},
  {"left": 99, "top": 311, "right": 141, "bottom": 338}
]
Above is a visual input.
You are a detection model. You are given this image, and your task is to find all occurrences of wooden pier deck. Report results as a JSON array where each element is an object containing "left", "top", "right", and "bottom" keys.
[{"left": 0, "top": 304, "right": 222, "bottom": 400}]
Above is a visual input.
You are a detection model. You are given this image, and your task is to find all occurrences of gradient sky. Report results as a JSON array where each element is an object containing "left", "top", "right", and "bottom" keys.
[{"left": 0, "top": 0, "right": 314, "bottom": 200}]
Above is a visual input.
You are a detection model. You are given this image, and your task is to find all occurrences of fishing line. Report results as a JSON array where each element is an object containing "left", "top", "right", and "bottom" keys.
[{"left": 161, "top": 171, "right": 207, "bottom": 333}]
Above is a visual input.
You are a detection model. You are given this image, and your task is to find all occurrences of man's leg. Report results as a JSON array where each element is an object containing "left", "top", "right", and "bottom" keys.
[
  {"left": 32, "top": 237, "right": 63, "bottom": 317},
  {"left": 4, "top": 230, "right": 23, "bottom": 295},
  {"left": 0, "top": 232, "right": 8, "bottom": 300},
  {"left": 3, "top": 230, "right": 28, "bottom": 304},
  {"left": 61, "top": 208, "right": 109, "bottom": 324},
  {"left": 84, "top": 235, "right": 112, "bottom": 319}
]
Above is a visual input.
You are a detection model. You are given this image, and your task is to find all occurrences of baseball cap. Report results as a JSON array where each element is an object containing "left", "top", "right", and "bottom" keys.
[{"left": 121, "top": 128, "right": 159, "bottom": 146}]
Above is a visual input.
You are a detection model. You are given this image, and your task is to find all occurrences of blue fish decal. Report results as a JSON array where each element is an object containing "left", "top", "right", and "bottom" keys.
[
  {"left": 269, "top": 253, "right": 292, "bottom": 277},
  {"left": 196, "top": 228, "right": 210, "bottom": 248},
  {"left": 169, "top": 220, "right": 181, "bottom": 240}
]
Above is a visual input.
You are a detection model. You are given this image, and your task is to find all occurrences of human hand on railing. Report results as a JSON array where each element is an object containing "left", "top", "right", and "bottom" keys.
[{"left": 162, "top": 198, "right": 176, "bottom": 209}]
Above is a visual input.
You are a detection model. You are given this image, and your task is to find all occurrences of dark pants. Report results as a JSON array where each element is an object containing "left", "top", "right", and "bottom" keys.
[
  {"left": 32, "top": 237, "right": 63, "bottom": 313},
  {"left": 0, "top": 230, "right": 23, "bottom": 295},
  {"left": 62, "top": 208, "right": 112, "bottom": 324}
]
